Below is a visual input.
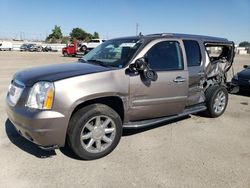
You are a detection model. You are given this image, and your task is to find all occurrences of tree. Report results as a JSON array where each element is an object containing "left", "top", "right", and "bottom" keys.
[
  {"left": 61, "top": 36, "right": 70, "bottom": 44},
  {"left": 85, "top": 33, "right": 94, "bottom": 41},
  {"left": 93, "top": 32, "right": 99, "bottom": 39},
  {"left": 239, "top": 41, "right": 250, "bottom": 48},
  {"left": 46, "top": 25, "right": 63, "bottom": 42},
  {"left": 70, "top": 28, "right": 88, "bottom": 41}
]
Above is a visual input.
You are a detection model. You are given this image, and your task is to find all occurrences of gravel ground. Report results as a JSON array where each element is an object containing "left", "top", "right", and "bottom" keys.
[{"left": 0, "top": 51, "right": 249, "bottom": 188}]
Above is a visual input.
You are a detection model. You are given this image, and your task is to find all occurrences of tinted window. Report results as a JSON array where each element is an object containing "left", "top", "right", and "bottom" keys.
[
  {"left": 145, "top": 41, "right": 183, "bottom": 71},
  {"left": 183, "top": 40, "right": 201, "bottom": 66}
]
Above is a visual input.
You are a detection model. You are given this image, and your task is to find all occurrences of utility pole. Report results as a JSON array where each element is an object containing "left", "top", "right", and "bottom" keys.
[{"left": 136, "top": 23, "right": 139, "bottom": 36}]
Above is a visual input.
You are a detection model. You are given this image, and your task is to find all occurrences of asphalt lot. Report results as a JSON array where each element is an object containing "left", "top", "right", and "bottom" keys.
[{"left": 0, "top": 51, "right": 250, "bottom": 188}]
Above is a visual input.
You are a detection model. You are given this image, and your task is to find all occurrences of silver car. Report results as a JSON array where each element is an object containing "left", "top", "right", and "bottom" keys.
[{"left": 6, "top": 33, "right": 235, "bottom": 160}]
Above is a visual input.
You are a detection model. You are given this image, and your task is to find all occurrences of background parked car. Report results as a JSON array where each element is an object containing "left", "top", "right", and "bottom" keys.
[
  {"left": 27, "top": 44, "right": 43, "bottom": 52},
  {"left": 0, "top": 41, "right": 13, "bottom": 51},
  {"left": 232, "top": 65, "right": 250, "bottom": 92},
  {"left": 81, "top": 39, "right": 105, "bottom": 51},
  {"left": 43, "top": 45, "right": 58, "bottom": 52},
  {"left": 20, "top": 43, "right": 29, "bottom": 51},
  {"left": 34, "top": 45, "right": 43, "bottom": 52},
  {"left": 43, "top": 45, "right": 52, "bottom": 52},
  {"left": 62, "top": 39, "right": 105, "bottom": 57}
]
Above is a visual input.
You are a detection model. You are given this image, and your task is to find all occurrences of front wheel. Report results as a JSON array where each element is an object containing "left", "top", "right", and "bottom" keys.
[
  {"left": 205, "top": 85, "right": 228, "bottom": 118},
  {"left": 67, "top": 104, "right": 122, "bottom": 160},
  {"left": 63, "top": 51, "right": 68, "bottom": 56}
]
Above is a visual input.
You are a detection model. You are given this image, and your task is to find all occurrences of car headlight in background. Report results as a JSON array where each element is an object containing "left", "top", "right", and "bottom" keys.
[{"left": 26, "top": 81, "right": 54, "bottom": 109}]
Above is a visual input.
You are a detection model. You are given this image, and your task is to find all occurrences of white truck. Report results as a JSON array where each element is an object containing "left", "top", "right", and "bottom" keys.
[
  {"left": 0, "top": 41, "right": 13, "bottom": 51},
  {"left": 80, "top": 39, "right": 105, "bottom": 52}
]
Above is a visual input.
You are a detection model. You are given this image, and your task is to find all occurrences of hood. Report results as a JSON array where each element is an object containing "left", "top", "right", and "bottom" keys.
[
  {"left": 238, "top": 68, "right": 250, "bottom": 79},
  {"left": 14, "top": 62, "right": 111, "bottom": 87}
]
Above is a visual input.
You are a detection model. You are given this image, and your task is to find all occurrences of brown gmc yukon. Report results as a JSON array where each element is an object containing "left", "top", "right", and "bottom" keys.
[{"left": 6, "top": 33, "right": 235, "bottom": 160}]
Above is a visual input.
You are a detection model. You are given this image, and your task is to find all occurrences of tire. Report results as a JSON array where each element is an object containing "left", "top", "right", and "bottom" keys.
[
  {"left": 81, "top": 45, "right": 87, "bottom": 52},
  {"left": 63, "top": 51, "right": 68, "bottom": 56},
  {"left": 204, "top": 85, "right": 228, "bottom": 118},
  {"left": 67, "top": 104, "right": 122, "bottom": 160}
]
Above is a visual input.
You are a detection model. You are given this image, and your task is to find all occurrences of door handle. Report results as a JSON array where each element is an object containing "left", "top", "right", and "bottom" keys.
[{"left": 173, "top": 76, "right": 186, "bottom": 83}]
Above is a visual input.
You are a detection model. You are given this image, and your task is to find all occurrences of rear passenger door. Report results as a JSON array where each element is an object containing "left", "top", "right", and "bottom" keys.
[{"left": 183, "top": 40, "right": 204, "bottom": 106}]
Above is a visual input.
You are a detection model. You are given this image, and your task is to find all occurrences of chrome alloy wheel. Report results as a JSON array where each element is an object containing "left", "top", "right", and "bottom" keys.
[
  {"left": 80, "top": 115, "right": 116, "bottom": 153},
  {"left": 213, "top": 91, "right": 226, "bottom": 114}
]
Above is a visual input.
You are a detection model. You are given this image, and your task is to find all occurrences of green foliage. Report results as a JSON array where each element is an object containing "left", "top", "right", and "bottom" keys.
[
  {"left": 239, "top": 41, "right": 250, "bottom": 48},
  {"left": 70, "top": 28, "right": 88, "bottom": 41},
  {"left": 46, "top": 25, "right": 63, "bottom": 43},
  {"left": 85, "top": 33, "right": 94, "bottom": 42},
  {"left": 93, "top": 32, "right": 99, "bottom": 39},
  {"left": 45, "top": 25, "right": 101, "bottom": 43},
  {"left": 61, "top": 37, "right": 70, "bottom": 44},
  {"left": 52, "top": 25, "right": 63, "bottom": 39}
]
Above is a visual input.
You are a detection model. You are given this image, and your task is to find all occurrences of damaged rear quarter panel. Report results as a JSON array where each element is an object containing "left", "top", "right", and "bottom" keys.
[{"left": 204, "top": 42, "right": 235, "bottom": 79}]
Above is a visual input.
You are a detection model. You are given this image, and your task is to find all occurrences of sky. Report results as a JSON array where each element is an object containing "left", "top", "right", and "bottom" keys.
[{"left": 0, "top": 0, "right": 249, "bottom": 44}]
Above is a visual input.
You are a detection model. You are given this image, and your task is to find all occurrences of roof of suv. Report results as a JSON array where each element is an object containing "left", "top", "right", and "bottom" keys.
[{"left": 113, "top": 33, "right": 232, "bottom": 44}]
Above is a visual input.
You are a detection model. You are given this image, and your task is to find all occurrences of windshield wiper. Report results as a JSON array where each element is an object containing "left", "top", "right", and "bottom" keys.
[
  {"left": 87, "top": 59, "right": 107, "bottom": 67},
  {"left": 81, "top": 59, "right": 117, "bottom": 68},
  {"left": 78, "top": 58, "right": 105, "bottom": 66}
]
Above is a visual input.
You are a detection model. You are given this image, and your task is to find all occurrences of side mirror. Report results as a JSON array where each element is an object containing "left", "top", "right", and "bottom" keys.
[
  {"left": 134, "top": 58, "right": 148, "bottom": 71},
  {"left": 144, "top": 69, "right": 158, "bottom": 81},
  {"left": 129, "top": 58, "right": 146, "bottom": 71},
  {"left": 130, "top": 58, "right": 158, "bottom": 81},
  {"left": 243, "top": 65, "right": 249, "bottom": 69}
]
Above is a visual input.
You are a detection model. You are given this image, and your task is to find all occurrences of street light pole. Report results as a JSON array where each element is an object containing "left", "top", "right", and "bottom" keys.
[{"left": 136, "top": 23, "right": 139, "bottom": 36}]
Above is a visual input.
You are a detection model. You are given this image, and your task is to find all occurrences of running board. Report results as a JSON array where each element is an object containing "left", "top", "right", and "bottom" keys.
[{"left": 123, "top": 105, "right": 207, "bottom": 129}]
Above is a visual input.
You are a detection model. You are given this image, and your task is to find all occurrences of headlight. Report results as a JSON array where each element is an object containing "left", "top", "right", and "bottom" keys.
[{"left": 26, "top": 81, "right": 54, "bottom": 109}]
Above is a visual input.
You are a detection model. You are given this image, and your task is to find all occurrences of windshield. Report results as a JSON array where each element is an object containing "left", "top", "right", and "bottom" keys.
[{"left": 81, "top": 38, "right": 142, "bottom": 68}]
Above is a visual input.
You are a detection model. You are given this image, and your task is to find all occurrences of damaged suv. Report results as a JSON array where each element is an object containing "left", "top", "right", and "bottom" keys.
[{"left": 6, "top": 33, "right": 235, "bottom": 160}]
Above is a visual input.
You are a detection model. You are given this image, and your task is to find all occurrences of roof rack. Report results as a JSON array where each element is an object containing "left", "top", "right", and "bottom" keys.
[{"left": 145, "top": 33, "right": 229, "bottom": 43}]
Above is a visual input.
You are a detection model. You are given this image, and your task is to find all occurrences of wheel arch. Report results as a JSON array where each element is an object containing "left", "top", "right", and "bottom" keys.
[{"left": 69, "top": 96, "right": 125, "bottom": 123}]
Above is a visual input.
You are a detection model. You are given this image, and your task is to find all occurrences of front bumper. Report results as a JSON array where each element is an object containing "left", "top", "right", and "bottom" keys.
[{"left": 6, "top": 100, "right": 67, "bottom": 148}]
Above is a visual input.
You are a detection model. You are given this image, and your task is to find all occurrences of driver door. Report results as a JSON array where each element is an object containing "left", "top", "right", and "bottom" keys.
[{"left": 128, "top": 39, "right": 188, "bottom": 121}]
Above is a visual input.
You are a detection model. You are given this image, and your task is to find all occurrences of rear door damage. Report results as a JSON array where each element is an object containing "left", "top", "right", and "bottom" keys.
[{"left": 204, "top": 42, "right": 235, "bottom": 79}]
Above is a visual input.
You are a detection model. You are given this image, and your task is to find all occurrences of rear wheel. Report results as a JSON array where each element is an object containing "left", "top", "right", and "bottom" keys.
[
  {"left": 67, "top": 104, "right": 122, "bottom": 160},
  {"left": 81, "top": 45, "right": 87, "bottom": 52},
  {"left": 204, "top": 85, "right": 228, "bottom": 118}
]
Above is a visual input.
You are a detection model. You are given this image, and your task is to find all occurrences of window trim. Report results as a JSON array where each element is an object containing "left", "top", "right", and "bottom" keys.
[
  {"left": 145, "top": 40, "right": 184, "bottom": 72},
  {"left": 183, "top": 40, "right": 202, "bottom": 67}
]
